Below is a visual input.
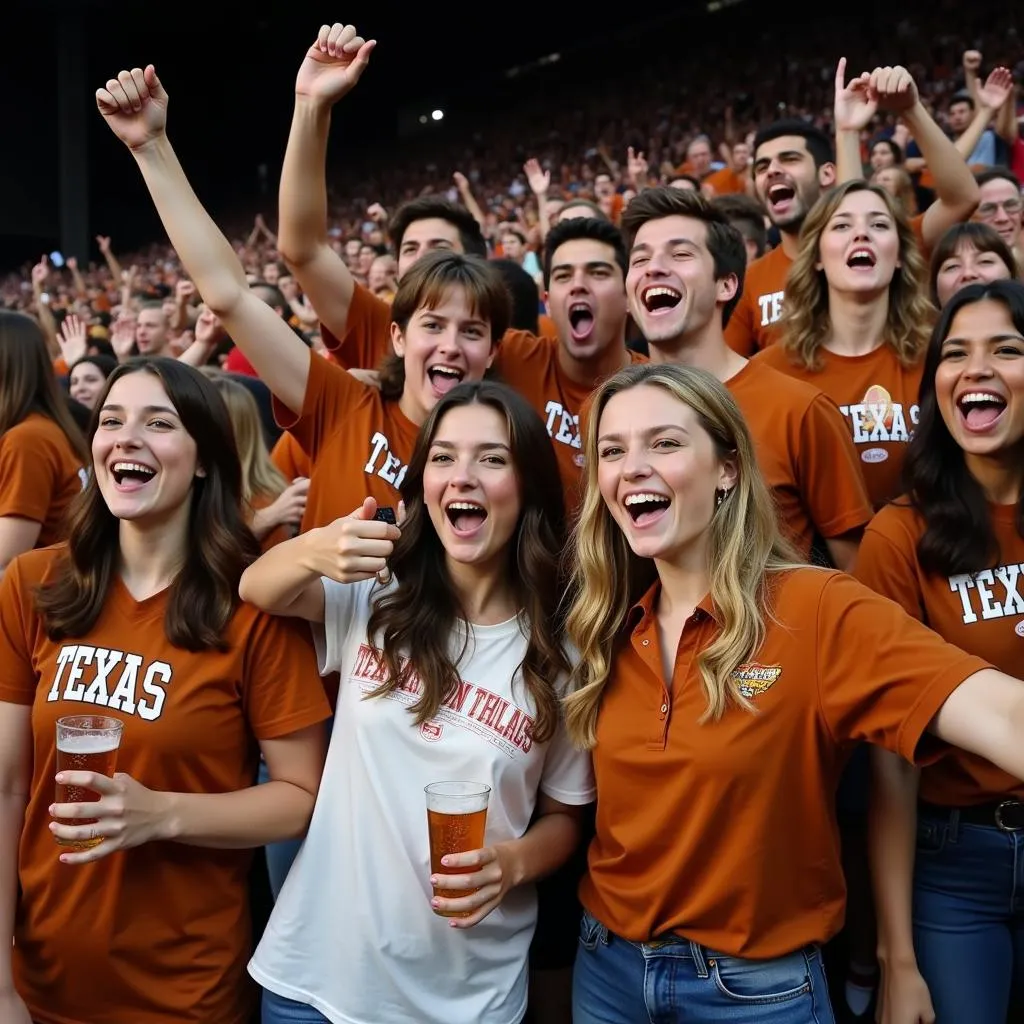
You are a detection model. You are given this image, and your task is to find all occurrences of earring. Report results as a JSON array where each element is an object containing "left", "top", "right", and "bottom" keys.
[{"left": 715, "top": 487, "right": 731, "bottom": 509}]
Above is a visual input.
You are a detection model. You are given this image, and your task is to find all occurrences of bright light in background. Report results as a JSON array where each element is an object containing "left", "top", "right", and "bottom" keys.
[
  {"left": 419, "top": 115, "right": 428, "bottom": 124},
  {"left": 431, "top": 109, "right": 444, "bottom": 121}
]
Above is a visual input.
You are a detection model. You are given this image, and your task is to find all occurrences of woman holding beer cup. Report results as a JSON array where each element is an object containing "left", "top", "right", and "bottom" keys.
[
  {"left": 563, "top": 361, "right": 1024, "bottom": 1023},
  {"left": 239, "top": 380, "right": 594, "bottom": 1024},
  {"left": 0, "top": 358, "right": 331, "bottom": 1024}
]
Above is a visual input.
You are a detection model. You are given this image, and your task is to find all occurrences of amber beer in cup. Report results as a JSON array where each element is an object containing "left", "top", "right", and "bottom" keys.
[
  {"left": 54, "top": 715, "right": 124, "bottom": 850},
  {"left": 425, "top": 781, "right": 491, "bottom": 918}
]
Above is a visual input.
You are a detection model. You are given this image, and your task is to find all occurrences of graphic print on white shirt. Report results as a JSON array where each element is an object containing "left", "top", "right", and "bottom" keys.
[{"left": 249, "top": 577, "right": 594, "bottom": 1024}]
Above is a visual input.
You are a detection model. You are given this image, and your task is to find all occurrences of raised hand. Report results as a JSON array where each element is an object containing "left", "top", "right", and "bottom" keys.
[
  {"left": 302, "top": 497, "right": 402, "bottom": 584},
  {"left": 58, "top": 313, "right": 89, "bottom": 365},
  {"left": 626, "top": 147, "right": 649, "bottom": 188},
  {"left": 175, "top": 278, "right": 197, "bottom": 304},
  {"left": 95, "top": 65, "right": 169, "bottom": 151},
  {"left": 868, "top": 65, "right": 920, "bottom": 114},
  {"left": 66, "top": 256, "right": 79, "bottom": 272},
  {"left": 834, "top": 57, "right": 877, "bottom": 131},
  {"left": 453, "top": 171, "right": 472, "bottom": 195},
  {"left": 295, "top": 22, "right": 376, "bottom": 105},
  {"left": 962, "top": 49, "right": 982, "bottom": 74},
  {"left": 110, "top": 312, "right": 137, "bottom": 360},
  {"left": 977, "top": 67, "right": 1014, "bottom": 111},
  {"left": 366, "top": 202, "right": 388, "bottom": 223},
  {"left": 523, "top": 158, "right": 550, "bottom": 196},
  {"left": 31, "top": 254, "right": 49, "bottom": 289},
  {"left": 193, "top": 307, "right": 223, "bottom": 349},
  {"left": 96, "top": 235, "right": 112, "bottom": 253},
  {"left": 267, "top": 477, "right": 310, "bottom": 529}
]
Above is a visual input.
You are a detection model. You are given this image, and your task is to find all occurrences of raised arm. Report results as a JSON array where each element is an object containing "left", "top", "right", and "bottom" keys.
[
  {"left": 868, "top": 66, "right": 980, "bottom": 250},
  {"left": 277, "top": 23, "right": 376, "bottom": 341},
  {"left": 956, "top": 68, "right": 1014, "bottom": 158},
  {"left": 96, "top": 66, "right": 310, "bottom": 413},
  {"left": 833, "top": 58, "right": 877, "bottom": 184}
]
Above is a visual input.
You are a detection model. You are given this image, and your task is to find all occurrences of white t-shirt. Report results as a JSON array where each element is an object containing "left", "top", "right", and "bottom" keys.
[{"left": 249, "top": 578, "right": 595, "bottom": 1024}]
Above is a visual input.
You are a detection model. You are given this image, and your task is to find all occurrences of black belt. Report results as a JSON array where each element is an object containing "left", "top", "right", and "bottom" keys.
[{"left": 918, "top": 798, "right": 1024, "bottom": 832}]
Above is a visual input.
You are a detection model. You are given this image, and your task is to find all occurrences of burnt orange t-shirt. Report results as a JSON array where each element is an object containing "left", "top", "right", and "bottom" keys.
[
  {"left": 754, "top": 343, "right": 924, "bottom": 509},
  {"left": 269, "top": 431, "right": 312, "bottom": 481},
  {"left": 855, "top": 500, "right": 1024, "bottom": 806},
  {"left": 725, "top": 360, "right": 873, "bottom": 557},
  {"left": 275, "top": 349, "right": 420, "bottom": 532},
  {"left": 724, "top": 246, "right": 792, "bottom": 356},
  {"left": 0, "top": 545, "right": 331, "bottom": 1024},
  {"left": 702, "top": 167, "right": 747, "bottom": 196},
  {"left": 582, "top": 568, "right": 989, "bottom": 958},
  {"left": 0, "top": 414, "right": 85, "bottom": 546}
]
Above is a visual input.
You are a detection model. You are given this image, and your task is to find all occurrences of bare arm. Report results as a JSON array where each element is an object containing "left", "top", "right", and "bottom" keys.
[
  {"left": 0, "top": 519, "right": 43, "bottom": 581},
  {"left": 238, "top": 530, "right": 327, "bottom": 622},
  {"left": 278, "top": 24, "right": 376, "bottom": 342},
  {"left": 833, "top": 58, "right": 876, "bottom": 184},
  {"left": 523, "top": 159, "right": 552, "bottom": 241},
  {"left": 0, "top": 703, "right": 31, "bottom": 995},
  {"left": 95, "top": 236, "right": 123, "bottom": 281},
  {"left": 454, "top": 172, "right": 487, "bottom": 230},
  {"left": 96, "top": 67, "right": 311, "bottom": 413}
]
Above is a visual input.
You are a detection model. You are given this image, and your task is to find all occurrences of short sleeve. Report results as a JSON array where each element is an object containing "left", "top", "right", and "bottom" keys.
[
  {"left": 0, "top": 556, "right": 41, "bottom": 706},
  {"left": 539, "top": 720, "right": 595, "bottom": 805},
  {"left": 242, "top": 610, "right": 332, "bottom": 740},
  {"left": 853, "top": 509, "right": 925, "bottom": 621},
  {"left": 271, "top": 349, "right": 368, "bottom": 460},
  {"left": 0, "top": 428, "right": 59, "bottom": 523},
  {"left": 797, "top": 395, "right": 873, "bottom": 539},
  {"left": 316, "top": 577, "right": 376, "bottom": 675},
  {"left": 269, "top": 431, "right": 312, "bottom": 480},
  {"left": 724, "top": 286, "right": 756, "bottom": 357},
  {"left": 813, "top": 572, "right": 990, "bottom": 763},
  {"left": 322, "top": 284, "right": 393, "bottom": 370}
]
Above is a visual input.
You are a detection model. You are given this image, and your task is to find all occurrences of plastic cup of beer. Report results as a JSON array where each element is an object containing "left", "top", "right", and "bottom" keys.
[
  {"left": 54, "top": 715, "right": 124, "bottom": 850},
  {"left": 425, "top": 781, "right": 491, "bottom": 918}
]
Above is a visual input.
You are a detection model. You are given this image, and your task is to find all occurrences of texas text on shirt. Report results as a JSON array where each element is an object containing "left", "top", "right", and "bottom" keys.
[
  {"left": 497, "top": 330, "right": 646, "bottom": 514},
  {"left": 0, "top": 413, "right": 86, "bottom": 547},
  {"left": 753, "top": 343, "right": 924, "bottom": 509},
  {"left": 0, "top": 546, "right": 332, "bottom": 1024},
  {"left": 251, "top": 577, "right": 595, "bottom": 1024},
  {"left": 272, "top": 349, "right": 419, "bottom": 531},
  {"left": 723, "top": 246, "right": 792, "bottom": 356},
  {"left": 725, "top": 359, "right": 873, "bottom": 558},
  {"left": 582, "top": 568, "right": 989, "bottom": 959},
  {"left": 855, "top": 501, "right": 1024, "bottom": 806}
]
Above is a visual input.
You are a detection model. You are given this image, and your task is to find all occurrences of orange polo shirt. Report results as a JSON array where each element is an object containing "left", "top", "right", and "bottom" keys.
[
  {"left": 582, "top": 568, "right": 989, "bottom": 958},
  {"left": 855, "top": 499, "right": 1024, "bottom": 806}
]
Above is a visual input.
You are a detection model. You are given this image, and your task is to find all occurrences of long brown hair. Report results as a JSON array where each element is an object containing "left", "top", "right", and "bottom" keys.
[
  {"left": 0, "top": 310, "right": 88, "bottom": 461},
  {"left": 780, "top": 180, "right": 933, "bottom": 370},
  {"left": 377, "top": 251, "right": 510, "bottom": 400},
  {"left": 366, "top": 380, "right": 568, "bottom": 744},
  {"left": 34, "top": 358, "right": 261, "bottom": 650}
]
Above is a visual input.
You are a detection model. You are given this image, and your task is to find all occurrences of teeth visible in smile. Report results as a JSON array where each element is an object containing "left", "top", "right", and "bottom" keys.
[
  {"left": 429, "top": 366, "right": 463, "bottom": 378},
  {"left": 959, "top": 392, "right": 1006, "bottom": 406},
  {"left": 447, "top": 501, "right": 485, "bottom": 511},
  {"left": 624, "top": 493, "right": 668, "bottom": 506},
  {"left": 112, "top": 462, "right": 155, "bottom": 476}
]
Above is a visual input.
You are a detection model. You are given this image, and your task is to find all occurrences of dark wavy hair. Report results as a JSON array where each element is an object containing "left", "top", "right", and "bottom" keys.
[
  {"left": 366, "top": 380, "right": 569, "bottom": 743},
  {"left": 904, "top": 280, "right": 1024, "bottom": 575},
  {"left": 34, "top": 357, "right": 261, "bottom": 650}
]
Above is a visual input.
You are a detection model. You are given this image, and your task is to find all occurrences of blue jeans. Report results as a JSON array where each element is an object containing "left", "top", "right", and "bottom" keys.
[
  {"left": 572, "top": 910, "right": 834, "bottom": 1022},
  {"left": 257, "top": 758, "right": 304, "bottom": 899},
  {"left": 261, "top": 987, "right": 330, "bottom": 1023},
  {"left": 913, "top": 809, "right": 1024, "bottom": 1022}
]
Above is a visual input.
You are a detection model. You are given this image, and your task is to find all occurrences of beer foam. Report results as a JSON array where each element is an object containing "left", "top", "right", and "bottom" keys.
[{"left": 57, "top": 733, "right": 120, "bottom": 754}]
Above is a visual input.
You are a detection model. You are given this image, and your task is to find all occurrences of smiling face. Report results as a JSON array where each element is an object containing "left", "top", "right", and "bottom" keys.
[
  {"left": 596, "top": 384, "right": 736, "bottom": 565},
  {"left": 92, "top": 371, "right": 203, "bottom": 526},
  {"left": 547, "top": 237, "right": 627, "bottom": 362},
  {"left": 935, "top": 242, "right": 1014, "bottom": 308},
  {"left": 423, "top": 402, "right": 522, "bottom": 575},
  {"left": 816, "top": 189, "right": 901, "bottom": 296},
  {"left": 391, "top": 286, "right": 496, "bottom": 425},
  {"left": 397, "top": 218, "right": 464, "bottom": 279},
  {"left": 935, "top": 298, "right": 1024, "bottom": 463},
  {"left": 626, "top": 215, "right": 736, "bottom": 349},
  {"left": 753, "top": 134, "right": 833, "bottom": 231},
  {"left": 69, "top": 361, "right": 107, "bottom": 409}
]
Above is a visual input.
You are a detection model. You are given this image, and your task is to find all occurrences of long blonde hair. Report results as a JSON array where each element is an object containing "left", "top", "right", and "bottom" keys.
[
  {"left": 780, "top": 180, "right": 933, "bottom": 371},
  {"left": 563, "top": 363, "right": 803, "bottom": 749},
  {"left": 206, "top": 373, "right": 287, "bottom": 501}
]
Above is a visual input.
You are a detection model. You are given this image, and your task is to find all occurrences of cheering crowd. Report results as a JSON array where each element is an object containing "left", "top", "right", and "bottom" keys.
[{"left": 2, "top": 8, "right": 1024, "bottom": 1024}]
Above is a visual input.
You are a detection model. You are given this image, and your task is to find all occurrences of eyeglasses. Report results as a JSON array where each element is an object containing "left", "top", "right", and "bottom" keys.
[{"left": 977, "top": 198, "right": 1023, "bottom": 218}]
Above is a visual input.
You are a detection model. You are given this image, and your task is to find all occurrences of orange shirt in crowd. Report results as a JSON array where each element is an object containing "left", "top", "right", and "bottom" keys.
[
  {"left": 323, "top": 285, "right": 644, "bottom": 514},
  {"left": 537, "top": 314, "right": 559, "bottom": 341},
  {"left": 270, "top": 431, "right": 312, "bottom": 481},
  {"left": 855, "top": 500, "right": 1024, "bottom": 806},
  {"left": 724, "top": 246, "right": 792, "bottom": 356},
  {"left": 0, "top": 546, "right": 332, "bottom": 1024},
  {"left": 582, "top": 568, "right": 989, "bottom": 958},
  {"left": 0, "top": 414, "right": 85, "bottom": 547},
  {"left": 702, "top": 167, "right": 747, "bottom": 196},
  {"left": 725, "top": 360, "right": 873, "bottom": 557},
  {"left": 754, "top": 344, "right": 925, "bottom": 509},
  {"left": 274, "top": 351, "right": 420, "bottom": 531}
]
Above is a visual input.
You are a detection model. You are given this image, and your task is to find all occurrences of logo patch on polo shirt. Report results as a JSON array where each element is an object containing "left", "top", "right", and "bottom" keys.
[{"left": 732, "top": 663, "right": 782, "bottom": 698}]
